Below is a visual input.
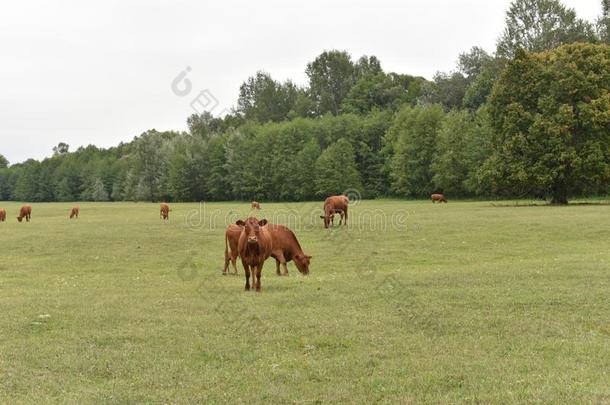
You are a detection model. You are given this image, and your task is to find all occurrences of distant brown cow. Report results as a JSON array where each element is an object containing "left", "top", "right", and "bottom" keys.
[
  {"left": 251, "top": 201, "right": 261, "bottom": 210},
  {"left": 223, "top": 223, "right": 243, "bottom": 275},
  {"left": 0, "top": 208, "right": 6, "bottom": 222},
  {"left": 268, "top": 223, "right": 311, "bottom": 276},
  {"left": 320, "top": 195, "right": 349, "bottom": 228},
  {"left": 17, "top": 205, "right": 32, "bottom": 222},
  {"left": 237, "top": 217, "right": 272, "bottom": 291},
  {"left": 431, "top": 194, "right": 447, "bottom": 203},
  {"left": 69, "top": 207, "right": 80, "bottom": 219},
  {"left": 160, "top": 203, "right": 170, "bottom": 220}
]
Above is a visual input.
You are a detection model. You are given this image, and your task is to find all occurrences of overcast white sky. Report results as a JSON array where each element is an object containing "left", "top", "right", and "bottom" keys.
[{"left": 0, "top": 0, "right": 602, "bottom": 164}]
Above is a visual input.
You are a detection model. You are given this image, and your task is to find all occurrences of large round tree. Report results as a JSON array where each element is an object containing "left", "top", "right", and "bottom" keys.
[{"left": 486, "top": 43, "right": 610, "bottom": 204}]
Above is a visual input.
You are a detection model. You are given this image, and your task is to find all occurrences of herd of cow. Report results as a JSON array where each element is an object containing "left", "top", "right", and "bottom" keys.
[
  {"left": 0, "top": 205, "right": 80, "bottom": 222},
  {"left": 0, "top": 193, "right": 448, "bottom": 292},
  {"left": 222, "top": 195, "right": 350, "bottom": 291}
]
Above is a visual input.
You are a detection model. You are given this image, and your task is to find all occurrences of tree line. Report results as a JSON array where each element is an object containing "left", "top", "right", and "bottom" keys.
[{"left": 1, "top": 0, "right": 609, "bottom": 204}]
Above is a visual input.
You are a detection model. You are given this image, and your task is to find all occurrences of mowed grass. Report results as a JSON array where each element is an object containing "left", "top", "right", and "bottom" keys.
[{"left": 0, "top": 200, "right": 609, "bottom": 403}]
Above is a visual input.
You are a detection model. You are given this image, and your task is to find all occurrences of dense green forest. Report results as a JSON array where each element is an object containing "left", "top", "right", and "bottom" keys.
[{"left": 1, "top": 0, "right": 609, "bottom": 204}]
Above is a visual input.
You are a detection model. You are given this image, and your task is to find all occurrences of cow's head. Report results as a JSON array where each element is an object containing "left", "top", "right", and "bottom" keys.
[
  {"left": 293, "top": 254, "right": 312, "bottom": 275},
  {"left": 236, "top": 217, "right": 268, "bottom": 244},
  {"left": 319, "top": 213, "right": 332, "bottom": 228},
  {"left": 16, "top": 216, "right": 23, "bottom": 222}
]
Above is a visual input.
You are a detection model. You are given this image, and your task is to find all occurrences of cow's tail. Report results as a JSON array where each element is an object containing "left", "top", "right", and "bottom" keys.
[
  {"left": 223, "top": 231, "right": 230, "bottom": 273},
  {"left": 224, "top": 232, "right": 229, "bottom": 257}
]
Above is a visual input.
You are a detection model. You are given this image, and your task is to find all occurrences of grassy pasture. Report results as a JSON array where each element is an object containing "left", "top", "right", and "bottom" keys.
[{"left": 0, "top": 200, "right": 609, "bottom": 403}]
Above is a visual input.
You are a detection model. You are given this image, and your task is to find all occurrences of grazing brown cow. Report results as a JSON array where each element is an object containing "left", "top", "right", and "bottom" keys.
[
  {"left": 237, "top": 217, "right": 272, "bottom": 291},
  {"left": 223, "top": 223, "right": 243, "bottom": 275},
  {"left": 320, "top": 195, "right": 349, "bottom": 228},
  {"left": 160, "top": 203, "right": 170, "bottom": 220},
  {"left": 69, "top": 207, "right": 79, "bottom": 219},
  {"left": 0, "top": 208, "right": 6, "bottom": 222},
  {"left": 431, "top": 194, "right": 448, "bottom": 203},
  {"left": 17, "top": 205, "right": 32, "bottom": 222},
  {"left": 251, "top": 201, "right": 261, "bottom": 210},
  {"left": 268, "top": 223, "right": 311, "bottom": 276}
]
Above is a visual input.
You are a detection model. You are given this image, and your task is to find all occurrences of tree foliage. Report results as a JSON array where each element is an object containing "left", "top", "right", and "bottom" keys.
[
  {"left": 388, "top": 105, "right": 445, "bottom": 196},
  {"left": 487, "top": 43, "right": 610, "bottom": 203},
  {"left": 497, "top": 0, "right": 597, "bottom": 59},
  {"left": 306, "top": 50, "right": 356, "bottom": 116}
]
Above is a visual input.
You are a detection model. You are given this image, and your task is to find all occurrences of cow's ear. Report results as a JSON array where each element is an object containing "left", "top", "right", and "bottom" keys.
[
  {"left": 319, "top": 215, "right": 325, "bottom": 219},
  {"left": 236, "top": 220, "right": 245, "bottom": 226},
  {"left": 258, "top": 219, "right": 268, "bottom": 226},
  {"left": 306, "top": 255, "right": 312, "bottom": 259}
]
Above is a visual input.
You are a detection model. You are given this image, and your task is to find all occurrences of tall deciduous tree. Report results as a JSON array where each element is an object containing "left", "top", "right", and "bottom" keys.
[
  {"left": 598, "top": 0, "right": 610, "bottom": 43},
  {"left": 387, "top": 105, "right": 445, "bottom": 196},
  {"left": 486, "top": 43, "right": 610, "bottom": 204},
  {"left": 419, "top": 72, "right": 469, "bottom": 110},
  {"left": 314, "top": 138, "right": 362, "bottom": 197},
  {"left": 237, "top": 71, "right": 299, "bottom": 123},
  {"left": 52, "top": 142, "right": 70, "bottom": 156},
  {"left": 431, "top": 109, "right": 493, "bottom": 196},
  {"left": 497, "top": 0, "right": 596, "bottom": 59},
  {"left": 306, "top": 50, "right": 355, "bottom": 116},
  {"left": 0, "top": 154, "right": 8, "bottom": 169}
]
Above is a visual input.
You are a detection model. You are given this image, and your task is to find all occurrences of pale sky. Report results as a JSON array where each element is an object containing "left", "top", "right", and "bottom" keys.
[{"left": 0, "top": 0, "right": 602, "bottom": 164}]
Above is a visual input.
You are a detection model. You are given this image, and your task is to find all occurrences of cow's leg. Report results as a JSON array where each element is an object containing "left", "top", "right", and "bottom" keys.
[
  {"left": 343, "top": 207, "right": 348, "bottom": 226},
  {"left": 251, "top": 265, "right": 260, "bottom": 291},
  {"left": 231, "top": 255, "right": 238, "bottom": 275},
  {"left": 223, "top": 251, "right": 230, "bottom": 275},
  {"left": 275, "top": 253, "right": 287, "bottom": 276},
  {"left": 255, "top": 265, "right": 262, "bottom": 292},
  {"left": 243, "top": 260, "right": 251, "bottom": 290}
]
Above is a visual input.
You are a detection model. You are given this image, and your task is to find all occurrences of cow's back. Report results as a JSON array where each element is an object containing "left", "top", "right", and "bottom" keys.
[
  {"left": 325, "top": 195, "right": 348, "bottom": 212},
  {"left": 225, "top": 224, "right": 242, "bottom": 253},
  {"left": 268, "top": 224, "right": 302, "bottom": 258}
]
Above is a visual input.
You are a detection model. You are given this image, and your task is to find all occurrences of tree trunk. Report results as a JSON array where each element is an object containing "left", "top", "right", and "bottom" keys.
[
  {"left": 551, "top": 195, "right": 568, "bottom": 205},
  {"left": 551, "top": 183, "right": 568, "bottom": 205}
]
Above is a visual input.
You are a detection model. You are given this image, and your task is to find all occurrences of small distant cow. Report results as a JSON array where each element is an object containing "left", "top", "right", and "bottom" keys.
[
  {"left": 320, "top": 195, "right": 349, "bottom": 228},
  {"left": 251, "top": 201, "right": 261, "bottom": 210},
  {"left": 17, "top": 205, "right": 32, "bottom": 222},
  {"left": 160, "top": 203, "right": 170, "bottom": 220},
  {"left": 69, "top": 207, "right": 80, "bottom": 219},
  {"left": 223, "top": 223, "right": 243, "bottom": 275},
  {"left": 268, "top": 223, "right": 311, "bottom": 276},
  {"left": 431, "top": 194, "right": 448, "bottom": 203},
  {"left": 237, "top": 217, "right": 272, "bottom": 291},
  {"left": 0, "top": 208, "right": 6, "bottom": 222}
]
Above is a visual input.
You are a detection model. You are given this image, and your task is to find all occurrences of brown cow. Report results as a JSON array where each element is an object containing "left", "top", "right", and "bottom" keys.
[
  {"left": 223, "top": 223, "right": 243, "bottom": 275},
  {"left": 0, "top": 208, "right": 6, "bottom": 222},
  {"left": 69, "top": 207, "right": 80, "bottom": 219},
  {"left": 268, "top": 223, "right": 311, "bottom": 276},
  {"left": 237, "top": 217, "right": 272, "bottom": 291},
  {"left": 320, "top": 195, "right": 349, "bottom": 228},
  {"left": 251, "top": 201, "right": 261, "bottom": 210},
  {"left": 160, "top": 203, "right": 170, "bottom": 220},
  {"left": 17, "top": 205, "right": 32, "bottom": 222},
  {"left": 431, "top": 194, "right": 448, "bottom": 203}
]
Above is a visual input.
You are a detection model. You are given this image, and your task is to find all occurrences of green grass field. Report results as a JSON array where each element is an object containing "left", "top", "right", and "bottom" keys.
[{"left": 0, "top": 200, "right": 609, "bottom": 403}]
